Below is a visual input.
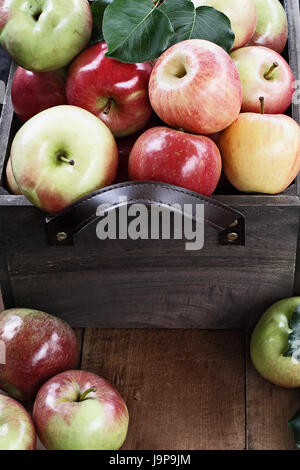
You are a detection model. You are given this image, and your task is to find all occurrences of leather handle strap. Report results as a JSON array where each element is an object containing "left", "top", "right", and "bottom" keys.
[{"left": 45, "top": 181, "right": 245, "bottom": 246}]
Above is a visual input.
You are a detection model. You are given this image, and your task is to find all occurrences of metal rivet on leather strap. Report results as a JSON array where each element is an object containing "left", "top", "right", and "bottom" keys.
[
  {"left": 227, "top": 232, "right": 238, "bottom": 242},
  {"left": 56, "top": 232, "right": 68, "bottom": 242}
]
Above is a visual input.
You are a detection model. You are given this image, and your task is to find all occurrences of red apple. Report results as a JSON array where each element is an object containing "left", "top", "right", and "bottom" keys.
[
  {"left": 149, "top": 39, "right": 242, "bottom": 135},
  {"left": 5, "top": 157, "right": 22, "bottom": 195},
  {"left": 231, "top": 46, "right": 295, "bottom": 114},
  {"left": 11, "top": 67, "right": 67, "bottom": 122},
  {"left": 128, "top": 126, "right": 222, "bottom": 196},
  {"left": 66, "top": 42, "right": 153, "bottom": 137},
  {"left": 0, "top": 308, "right": 79, "bottom": 401},
  {"left": 0, "top": 395, "right": 36, "bottom": 450},
  {"left": 33, "top": 370, "right": 129, "bottom": 450}
]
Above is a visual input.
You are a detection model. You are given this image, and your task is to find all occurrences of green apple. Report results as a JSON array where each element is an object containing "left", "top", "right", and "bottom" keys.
[
  {"left": 0, "top": 394, "right": 36, "bottom": 450},
  {"left": 0, "top": 0, "right": 92, "bottom": 71},
  {"left": 251, "top": 298, "right": 300, "bottom": 388},
  {"left": 249, "top": 0, "right": 288, "bottom": 53},
  {"left": 11, "top": 105, "right": 118, "bottom": 213},
  {"left": 192, "top": 0, "right": 257, "bottom": 50}
]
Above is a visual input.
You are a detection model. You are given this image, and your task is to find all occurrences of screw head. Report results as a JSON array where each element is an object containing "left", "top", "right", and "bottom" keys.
[
  {"left": 56, "top": 232, "right": 68, "bottom": 242},
  {"left": 227, "top": 232, "right": 238, "bottom": 242}
]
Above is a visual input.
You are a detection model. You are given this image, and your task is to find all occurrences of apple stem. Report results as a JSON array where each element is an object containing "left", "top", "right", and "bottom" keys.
[
  {"left": 259, "top": 96, "right": 265, "bottom": 115},
  {"left": 264, "top": 62, "right": 279, "bottom": 80},
  {"left": 79, "top": 386, "right": 97, "bottom": 402},
  {"left": 103, "top": 98, "right": 114, "bottom": 115},
  {"left": 58, "top": 155, "right": 75, "bottom": 166}
]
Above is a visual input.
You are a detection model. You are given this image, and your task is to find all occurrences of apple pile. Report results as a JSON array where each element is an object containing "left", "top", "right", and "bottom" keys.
[
  {"left": 0, "top": 308, "right": 129, "bottom": 450},
  {"left": 1, "top": 0, "right": 300, "bottom": 214}
]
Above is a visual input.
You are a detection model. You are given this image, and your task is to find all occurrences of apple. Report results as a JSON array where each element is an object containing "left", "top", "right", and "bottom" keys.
[
  {"left": 5, "top": 157, "right": 22, "bottom": 195},
  {"left": 33, "top": 370, "right": 129, "bottom": 450},
  {"left": 149, "top": 39, "right": 242, "bottom": 135},
  {"left": 251, "top": 297, "right": 300, "bottom": 388},
  {"left": 0, "top": 308, "right": 79, "bottom": 401},
  {"left": 231, "top": 46, "right": 295, "bottom": 114},
  {"left": 11, "top": 105, "right": 118, "bottom": 213},
  {"left": 0, "top": 0, "right": 92, "bottom": 72},
  {"left": 249, "top": 0, "right": 288, "bottom": 53},
  {"left": 66, "top": 42, "right": 153, "bottom": 138},
  {"left": 0, "top": 394, "right": 36, "bottom": 450},
  {"left": 192, "top": 0, "right": 257, "bottom": 50},
  {"left": 12, "top": 67, "right": 67, "bottom": 122},
  {"left": 128, "top": 126, "right": 222, "bottom": 196},
  {"left": 218, "top": 98, "right": 300, "bottom": 194}
]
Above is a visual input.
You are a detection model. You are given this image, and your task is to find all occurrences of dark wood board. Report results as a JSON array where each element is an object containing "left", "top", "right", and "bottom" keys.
[
  {"left": 0, "top": 320, "right": 297, "bottom": 450},
  {"left": 79, "top": 329, "right": 299, "bottom": 450},
  {"left": 0, "top": 0, "right": 299, "bottom": 329},
  {"left": 2, "top": 205, "right": 298, "bottom": 329},
  {"left": 80, "top": 328, "right": 246, "bottom": 450}
]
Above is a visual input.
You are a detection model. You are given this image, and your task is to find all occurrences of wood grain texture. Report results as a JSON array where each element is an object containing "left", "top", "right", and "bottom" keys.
[
  {"left": 2, "top": 206, "right": 298, "bottom": 329},
  {"left": 80, "top": 329, "right": 246, "bottom": 450},
  {"left": 246, "top": 335, "right": 299, "bottom": 450}
]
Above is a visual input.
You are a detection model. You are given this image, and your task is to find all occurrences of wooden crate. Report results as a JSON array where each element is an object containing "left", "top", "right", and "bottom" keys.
[{"left": 0, "top": 0, "right": 299, "bottom": 329}]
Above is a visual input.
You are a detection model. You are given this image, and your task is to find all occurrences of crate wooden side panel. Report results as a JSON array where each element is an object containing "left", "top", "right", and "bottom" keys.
[
  {"left": 1, "top": 203, "right": 298, "bottom": 329},
  {"left": 0, "top": 0, "right": 298, "bottom": 328},
  {"left": 80, "top": 329, "right": 246, "bottom": 450}
]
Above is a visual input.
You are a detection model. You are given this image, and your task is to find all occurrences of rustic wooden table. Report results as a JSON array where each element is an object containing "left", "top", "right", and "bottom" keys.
[
  {"left": 1, "top": 286, "right": 298, "bottom": 450},
  {"left": 70, "top": 328, "right": 299, "bottom": 450}
]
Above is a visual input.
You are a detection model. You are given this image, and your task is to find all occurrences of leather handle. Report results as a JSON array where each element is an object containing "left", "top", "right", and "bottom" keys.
[{"left": 45, "top": 181, "right": 245, "bottom": 246}]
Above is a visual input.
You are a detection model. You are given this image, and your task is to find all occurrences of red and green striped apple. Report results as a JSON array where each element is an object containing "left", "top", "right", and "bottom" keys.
[{"left": 33, "top": 370, "right": 129, "bottom": 450}]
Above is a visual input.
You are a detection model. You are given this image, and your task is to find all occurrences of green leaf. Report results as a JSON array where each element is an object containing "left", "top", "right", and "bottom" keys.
[
  {"left": 90, "top": 0, "right": 113, "bottom": 44},
  {"left": 103, "top": 0, "right": 174, "bottom": 63},
  {"left": 103, "top": 0, "right": 234, "bottom": 63},
  {"left": 283, "top": 304, "right": 300, "bottom": 360},
  {"left": 160, "top": 1, "right": 234, "bottom": 52},
  {"left": 158, "top": 0, "right": 196, "bottom": 45},
  {"left": 192, "top": 6, "right": 234, "bottom": 52},
  {"left": 289, "top": 409, "right": 300, "bottom": 449}
]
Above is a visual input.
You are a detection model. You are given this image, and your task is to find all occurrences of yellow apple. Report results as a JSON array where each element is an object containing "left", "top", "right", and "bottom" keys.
[{"left": 218, "top": 106, "right": 300, "bottom": 194}]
